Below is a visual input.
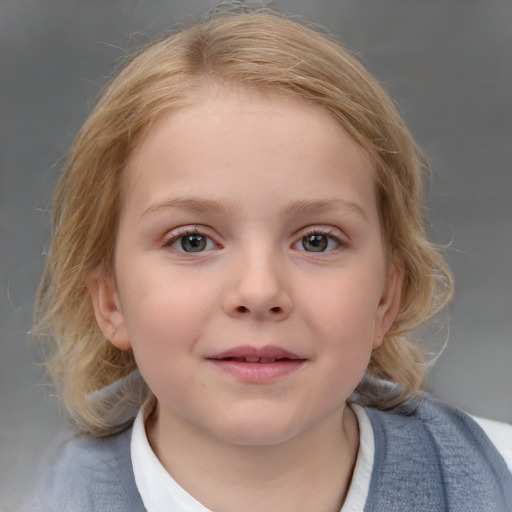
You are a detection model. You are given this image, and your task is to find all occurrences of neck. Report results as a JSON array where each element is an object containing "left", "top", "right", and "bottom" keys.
[{"left": 147, "top": 404, "right": 359, "bottom": 512}]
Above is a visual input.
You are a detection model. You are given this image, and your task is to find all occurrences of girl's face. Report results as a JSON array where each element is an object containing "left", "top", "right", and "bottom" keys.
[{"left": 91, "top": 89, "right": 401, "bottom": 446}]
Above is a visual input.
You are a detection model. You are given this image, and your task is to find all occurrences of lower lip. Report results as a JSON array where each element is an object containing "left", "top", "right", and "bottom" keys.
[{"left": 208, "top": 359, "right": 305, "bottom": 382}]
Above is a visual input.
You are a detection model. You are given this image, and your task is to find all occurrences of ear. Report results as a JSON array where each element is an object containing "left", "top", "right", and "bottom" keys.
[
  {"left": 86, "top": 267, "right": 132, "bottom": 351},
  {"left": 373, "top": 260, "right": 403, "bottom": 350}
]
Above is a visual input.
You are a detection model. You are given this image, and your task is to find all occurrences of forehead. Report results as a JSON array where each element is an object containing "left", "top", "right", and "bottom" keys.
[
  {"left": 121, "top": 88, "right": 377, "bottom": 222},
  {"left": 132, "top": 86, "right": 352, "bottom": 150}
]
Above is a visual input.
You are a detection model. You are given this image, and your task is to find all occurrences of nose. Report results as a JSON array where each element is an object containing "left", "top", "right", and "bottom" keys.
[{"left": 223, "top": 251, "right": 293, "bottom": 321}]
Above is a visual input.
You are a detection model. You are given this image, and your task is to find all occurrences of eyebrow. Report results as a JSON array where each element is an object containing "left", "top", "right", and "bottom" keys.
[
  {"left": 141, "top": 196, "right": 368, "bottom": 222},
  {"left": 283, "top": 198, "right": 369, "bottom": 222},
  {"left": 141, "top": 197, "right": 237, "bottom": 218}
]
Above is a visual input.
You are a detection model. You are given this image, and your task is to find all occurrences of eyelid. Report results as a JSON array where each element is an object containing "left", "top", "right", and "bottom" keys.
[
  {"left": 162, "top": 225, "right": 221, "bottom": 251},
  {"left": 292, "top": 226, "right": 349, "bottom": 252}
]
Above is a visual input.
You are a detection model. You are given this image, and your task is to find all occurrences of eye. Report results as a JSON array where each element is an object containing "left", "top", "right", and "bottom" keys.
[
  {"left": 294, "top": 232, "right": 341, "bottom": 253},
  {"left": 164, "top": 230, "right": 217, "bottom": 253}
]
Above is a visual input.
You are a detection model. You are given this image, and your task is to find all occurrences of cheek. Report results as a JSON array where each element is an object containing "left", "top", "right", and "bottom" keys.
[
  {"left": 116, "top": 265, "right": 216, "bottom": 362},
  {"left": 119, "top": 283, "right": 212, "bottom": 401},
  {"left": 299, "top": 266, "right": 384, "bottom": 372},
  {"left": 305, "top": 272, "right": 382, "bottom": 335}
]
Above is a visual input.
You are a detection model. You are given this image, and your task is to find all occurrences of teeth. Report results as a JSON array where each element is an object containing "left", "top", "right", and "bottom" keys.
[{"left": 226, "top": 356, "right": 280, "bottom": 363}]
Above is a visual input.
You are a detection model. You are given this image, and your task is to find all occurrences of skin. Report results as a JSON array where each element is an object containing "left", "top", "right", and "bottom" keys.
[{"left": 88, "top": 89, "right": 402, "bottom": 512}]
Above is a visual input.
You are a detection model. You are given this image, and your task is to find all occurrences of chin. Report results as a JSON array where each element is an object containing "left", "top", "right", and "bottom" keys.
[{"left": 210, "top": 415, "right": 304, "bottom": 447}]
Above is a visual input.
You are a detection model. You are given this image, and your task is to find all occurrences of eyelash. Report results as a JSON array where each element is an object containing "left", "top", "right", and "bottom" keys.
[
  {"left": 293, "top": 227, "right": 347, "bottom": 253},
  {"left": 162, "top": 227, "right": 220, "bottom": 253},
  {"left": 162, "top": 226, "right": 347, "bottom": 255}
]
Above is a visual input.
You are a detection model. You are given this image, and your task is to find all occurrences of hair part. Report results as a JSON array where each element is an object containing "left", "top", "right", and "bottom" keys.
[{"left": 34, "top": 7, "right": 453, "bottom": 436}]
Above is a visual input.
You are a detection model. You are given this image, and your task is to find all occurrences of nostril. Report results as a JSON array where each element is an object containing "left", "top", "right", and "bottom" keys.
[
  {"left": 270, "top": 306, "right": 282, "bottom": 314},
  {"left": 236, "top": 305, "right": 249, "bottom": 313}
]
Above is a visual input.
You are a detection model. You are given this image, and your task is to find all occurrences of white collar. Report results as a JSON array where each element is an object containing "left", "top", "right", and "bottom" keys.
[
  {"left": 131, "top": 403, "right": 211, "bottom": 511},
  {"left": 131, "top": 402, "right": 374, "bottom": 512},
  {"left": 342, "top": 403, "right": 374, "bottom": 512}
]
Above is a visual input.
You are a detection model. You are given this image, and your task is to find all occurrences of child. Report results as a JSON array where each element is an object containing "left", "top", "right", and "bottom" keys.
[{"left": 29, "top": 7, "right": 512, "bottom": 512}]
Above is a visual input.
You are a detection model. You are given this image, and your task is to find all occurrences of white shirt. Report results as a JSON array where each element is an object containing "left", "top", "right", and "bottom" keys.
[
  {"left": 131, "top": 403, "right": 374, "bottom": 512},
  {"left": 131, "top": 403, "right": 512, "bottom": 512}
]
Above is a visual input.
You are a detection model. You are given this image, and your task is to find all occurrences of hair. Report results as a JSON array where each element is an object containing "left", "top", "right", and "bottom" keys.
[{"left": 34, "top": 7, "right": 453, "bottom": 436}]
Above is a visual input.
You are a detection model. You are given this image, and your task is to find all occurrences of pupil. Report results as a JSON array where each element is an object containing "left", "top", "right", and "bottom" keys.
[
  {"left": 181, "top": 234, "right": 206, "bottom": 252},
  {"left": 303, "top": 234, "right": 328, "bottom": 252}
]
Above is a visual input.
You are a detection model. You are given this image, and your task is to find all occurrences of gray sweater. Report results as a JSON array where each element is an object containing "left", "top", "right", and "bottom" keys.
[{"left": 25, "top": 394, "right": 512, "bottom": 511}]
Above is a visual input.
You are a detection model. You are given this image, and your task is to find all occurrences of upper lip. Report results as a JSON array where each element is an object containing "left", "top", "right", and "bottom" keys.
[{"left": 208, "top": 345, "right": 305, "bottom": 362}]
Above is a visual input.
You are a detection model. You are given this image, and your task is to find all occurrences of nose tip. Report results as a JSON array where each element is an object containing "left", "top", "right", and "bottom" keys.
[
  {"left": 224, "top": 261, "right": 293, "bottom": 321},
  {"left": 234, "top": 304, "right": 289, "bottom": 317}
]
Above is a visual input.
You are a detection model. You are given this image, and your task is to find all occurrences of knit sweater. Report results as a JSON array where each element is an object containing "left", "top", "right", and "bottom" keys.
[{"left": 25, "top": 394, "right": 512, "bottom": 511}]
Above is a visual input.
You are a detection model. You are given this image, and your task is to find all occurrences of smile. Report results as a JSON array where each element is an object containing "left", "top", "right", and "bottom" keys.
[
  {"left": 207, "top": 345, "right": 306, "bottom": 382},
  {"left": 222, "top": 356, "right": 290, "bottom": 364}
]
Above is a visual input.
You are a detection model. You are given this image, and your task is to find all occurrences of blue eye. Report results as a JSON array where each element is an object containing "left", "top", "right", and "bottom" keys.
[
  {"left": 297, "top": 233, "right": 340, "bottom": 252},
  {"left": 167, "top": 232, "right": 216, "bottom": 253}
]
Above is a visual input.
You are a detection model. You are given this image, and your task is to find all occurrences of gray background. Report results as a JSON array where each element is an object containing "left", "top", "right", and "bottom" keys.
[{"left": 1, "top": 0, "right": 511, "bottom": 507}]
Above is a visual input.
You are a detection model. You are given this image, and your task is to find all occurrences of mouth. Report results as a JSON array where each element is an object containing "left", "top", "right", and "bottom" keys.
[
  {"left": 208, "top": 345, "right": 304, "bottom": 363},
  {"left": 207, "top": 345, "right": 306, "bottom": 381},
  {"left": 218, "top": 356, "right": 291, "bottom": 364}
]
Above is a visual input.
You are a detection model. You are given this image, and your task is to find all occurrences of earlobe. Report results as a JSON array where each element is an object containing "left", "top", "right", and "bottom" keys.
[
  {"left": 86, "top": 267, "right": 132, "bottom": 351},
  {"left": 373, "top": 261, "right": 403, "bottom": 350}
]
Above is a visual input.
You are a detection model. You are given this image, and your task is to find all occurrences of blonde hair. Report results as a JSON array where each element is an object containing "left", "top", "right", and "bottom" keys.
[{"left": 34, "top": 8, "right": 453, "bottom": 436}]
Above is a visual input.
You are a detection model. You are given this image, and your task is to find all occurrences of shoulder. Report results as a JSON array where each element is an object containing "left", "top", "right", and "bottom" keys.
[
  {"left": 22, "top": 426, "right": 145, "bottom": 512},
  {"left": 364, "top": 393, "right": 512, "bottom": 511},
  {"left": 470, "top": 414, "right": 512, "bottom": 472}
]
